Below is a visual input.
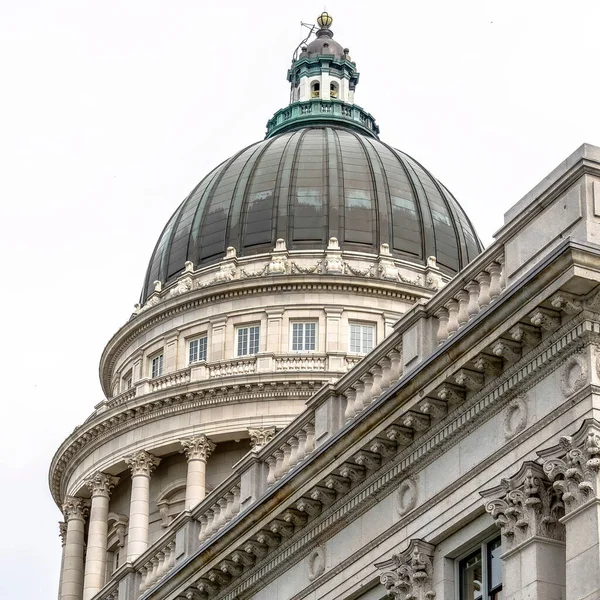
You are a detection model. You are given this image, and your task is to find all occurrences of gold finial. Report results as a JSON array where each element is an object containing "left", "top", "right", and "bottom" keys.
[{"left": 317, "top": 12, "right": 333, "bottom": 29}]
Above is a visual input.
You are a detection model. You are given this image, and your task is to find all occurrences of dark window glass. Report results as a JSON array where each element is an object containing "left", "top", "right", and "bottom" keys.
[{"left": 459, "top": 537, "right": 502, "bottom": 600}]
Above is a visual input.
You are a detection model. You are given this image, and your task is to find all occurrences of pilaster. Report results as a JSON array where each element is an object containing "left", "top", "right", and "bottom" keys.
[
  {"left": 374, "top": 539, "right": 436, "bottom": 600},
  {"left": 539, "top": 418, "right": 600, "bottom": 600},
  {"left": 481, "top": 461, "right": 566, "bottom": 600}
]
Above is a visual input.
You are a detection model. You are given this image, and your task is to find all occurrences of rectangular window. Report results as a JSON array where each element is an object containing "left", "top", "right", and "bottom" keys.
[
  {"left": 459, "top": 536, "right": 502, "bottom": 600},
  {"left": 237, "top": 325, "right": 260, "bottom": 356},
  {"left": 349, "top": 323, "right": 374, "bottom": 354},
  {"left": 291, "top": 322, "right": 317, "bottom": 352},
  {"left": 151, "top": 354, "right": 163, "bottom": 379},
  {"left": 189, "top": 335, "right": 208, "bottom": 364}
]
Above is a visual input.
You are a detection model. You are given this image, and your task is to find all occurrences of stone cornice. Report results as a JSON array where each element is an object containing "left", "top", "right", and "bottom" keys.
[{"left": 49, "top": 379, "right": 324, "bottom": 507}]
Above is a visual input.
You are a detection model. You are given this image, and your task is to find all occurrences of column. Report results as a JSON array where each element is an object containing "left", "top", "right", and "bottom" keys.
[
  {"left": 180, "top": 435, "right": 216, "bottom": 510},
  {"left": 57, "top": 521, "right": 67, "bottom": 600},
  {"left": 540, "top": 419, "right": 600, "bottom": 600},
  {"left": 481, "top": 461, "right": 566, "bottom": 600},
  {"left": 60, "top": 496, "right": 89, "bottom": 600},
  {"left": 125, "top": 450, "right": 161, "bottom": 561},
  {"left": 82, "top": 472, "right": 120, "bottom": 600},
  {"left": 375, "top": 539, "right": 436, "bottom": 599}
]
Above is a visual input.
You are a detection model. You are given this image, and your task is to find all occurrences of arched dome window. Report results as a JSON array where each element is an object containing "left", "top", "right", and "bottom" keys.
[
  {"left": 311, "top": 81, "right": 320, "bottom": 98},
  {"left": 330, "top": 82, "right": 338, "bottom": 99}
]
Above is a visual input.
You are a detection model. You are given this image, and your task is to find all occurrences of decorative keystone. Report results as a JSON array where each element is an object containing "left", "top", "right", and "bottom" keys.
[{"left": 375, "top": 539, "right": 436, "bottom": 600}]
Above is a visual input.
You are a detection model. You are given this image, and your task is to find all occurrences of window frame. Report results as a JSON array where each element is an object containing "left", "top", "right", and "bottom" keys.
[
  {"left": 122, "top": 369, "right": 133, "bottom": 392},
  {"left": 150, "top": 353, "right": 164, "bottom": 379},
  {"left": 348, "top": 322, "right": 375, "bottom": 355},
  {"left": 290, "top": 321, "right": 317, "bottom": 353},
  {"left": 188, "top": 334, "right": 208, "bottom": 365},
  {"left": 235, "top": 324, "right": 260, "bottom": 357},
  {"left": 456, "top": 534, "right": 502, "bottom": 600}
]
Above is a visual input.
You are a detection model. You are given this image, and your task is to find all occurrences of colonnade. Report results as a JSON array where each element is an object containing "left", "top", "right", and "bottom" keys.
[{"left": 58, "top": 434, "right": 216, "bottom": 600}]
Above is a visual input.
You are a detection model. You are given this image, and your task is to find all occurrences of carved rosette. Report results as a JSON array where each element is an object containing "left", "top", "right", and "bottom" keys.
[
  {"left": 84, "top": 472, "right": 120, "bottom": 498},
  {"left": 62, "top": 496, "right": 90, "bottom": 522},
  {"left": 180, "top": 435, "right": 216, "bottom": 462},
  {"left": 481, "top": 462, "right": 565, "bottom": 551},
  {"left": 503, "top": 394, "right": 528, "bottom": 440},
  {"left": 248, "top": 426, "right": 277, "bottom": 449},
  {"left": 124, "top": 450, "right": 161, "bottom": 477},
  {"left": 375, "top": 539, "right": 436, "bottom": 600},
  {"left": 539, "top": 420, "right": 600, "bottom": 513}
]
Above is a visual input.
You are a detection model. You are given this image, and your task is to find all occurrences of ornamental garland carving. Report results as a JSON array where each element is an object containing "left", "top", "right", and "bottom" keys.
[
  {"left": 396, "top": 477, "right": 418, "bottom": 517},
  {"left": 503, "top": 394, "right": 528, "bottom": 440},
  {"left": 539, "top": 419, "right": 600, "bottom": 513},
  {"left": 84, "top": 471, "right": 120, "bottom": 498},
  {"left": 307, "top": 545, "right": 327, "bottom": 581},
  {"left": 124, "top": 450, "right": 161, "bottom": 477},
  {"left": 559, "top": 353, "right": 588, "bottom": 397},
  {"left": 180, "top": 435, "right": 216, "bottom": 462},
  {"left": 375, "top": 539, "right": 436, "bottom": 600},
  {"left": 248, "top": 426, "right": 277, "bottom": 449},
  {"left": 481, "top": 462, "right": 565, "bottom": 551}
]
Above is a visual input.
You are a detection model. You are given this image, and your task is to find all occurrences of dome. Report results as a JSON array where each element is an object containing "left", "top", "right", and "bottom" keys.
[{"left": 142, "top": 125, "right": 482, "bottom": 302}]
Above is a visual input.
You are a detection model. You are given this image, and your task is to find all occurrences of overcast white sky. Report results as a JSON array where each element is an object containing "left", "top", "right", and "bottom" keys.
[{"left": 1, "top": 0, "right": 599, "bottom": 596}]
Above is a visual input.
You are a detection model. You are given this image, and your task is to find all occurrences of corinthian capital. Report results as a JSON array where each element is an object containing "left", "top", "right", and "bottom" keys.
[
  {"left": 539, "top": 418, "right": 600, "bottom": 513},
  {"left": 248, "top": 426, "right": 277, "bottom": 449},
  {"left": 124, "top": 450, "right": 161, "bottom": 477},
  {"left": 62, "top": 496, "right": 90, "bottom": 522},
  {"left": 58, "top": 521, "right": 67, "bottom": 546},
  {"left": 481, "top": 461, "right": 565, "bottom": 551},
  {"left": 180, "top": 435, "right": 216, "bottom": 461},
  {"left": 84, "top": 472, "right": 120, "bottom": 498},
  {"left": 375, "top": 539, "right": 435, "bottom": 600}
]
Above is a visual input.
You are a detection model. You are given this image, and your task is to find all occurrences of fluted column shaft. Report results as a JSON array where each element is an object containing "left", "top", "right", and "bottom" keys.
[
  {"left": 60, "top": 497, "right": 89, "bottom": 600},
  {"left": 125, "top": 450, "right": 160, "bottom": 561},
  {"left": 180, "top": 435, "right": 216, "bottom": 510},
  {"left": 83, "top": 473, "right": 119, "bottom": 600}
]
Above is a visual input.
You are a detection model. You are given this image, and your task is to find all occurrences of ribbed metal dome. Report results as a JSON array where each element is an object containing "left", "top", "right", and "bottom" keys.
[{"left": 142, "top": 125, "right": 482, "bottom": 302}]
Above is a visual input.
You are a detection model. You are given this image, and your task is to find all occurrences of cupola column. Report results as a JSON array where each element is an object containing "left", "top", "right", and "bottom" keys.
[
  {"left": 82, "top": 472, "right": 120, "bottom": 600},
  {"left": 180, "top": 435, "right": 216, "bottom": 510},
  {"left": 60, "top": 496, "right": 90, "bottom": 600},
  {"left": 125, "top": 450, "right": 161, "bottom": 561}
]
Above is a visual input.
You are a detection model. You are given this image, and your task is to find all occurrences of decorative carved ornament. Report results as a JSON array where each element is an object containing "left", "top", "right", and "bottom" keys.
[
  {"left": 396, "top": 477, "right": 418, "bottom": 517},
  {"left": 124, "top": 450, "right": 161, "bottom": 477},
  {"left": 307, "top": 545, "right": 327, "bottom": 581},
  {"left": 248, "top": 426, "right": 277, "bottom": 449},
  {"left": 180, "top": 435, "right": 216, "bottom": 462},
  {"left": 84, "top": 471, "right": 120, "bottom": 498},
  {"left": 539, "top": 419, "right": 600, "bottom": 514},
  {"left": 503, "top": 394, "right": 528, "bottom": 440},
  {"left": 58, "top": 521, "right": 67, "bottom": 546},
  {"left": 62, "top": 496, "right": 90, "bottom": 522},
  {"left": 375, "top": 539, "right": 436, "bottom": 600},
  {"left": 481, "top": 462, "right": 565, "bottom": 551},
  {"left": 559, "top": 353, "right": 588, "bottom": 397}
]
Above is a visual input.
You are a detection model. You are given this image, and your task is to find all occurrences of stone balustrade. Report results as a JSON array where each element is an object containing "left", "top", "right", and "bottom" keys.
[
  {"left": 197, "top": 479, "right": 242, "bottom": 545},
  {"left": 207, "top": 358, "right": 257, "bottom": 379},
  {"left": 275, "top": 355, "right": 327, "bottom": 372},
  {"left": 108, "top": 388, "right": 136, "bottom": 408},
  {"left": 137, "top": 536, "right": 177, "bottom": 594},
  {"left": 342, "top": 347, "right": 402, "bottom": 423},
  {"left": 149, "top": 369, "right": 191, "bottom": 393},
  {"left": 97, "top": 585, "right": 119, "bottom": 600},
  {"left": 264, "top": 419, "right": 316, "bottom": 487},
  {"left": 432, "top": 251, "right": 506, "bottom": 345}
]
